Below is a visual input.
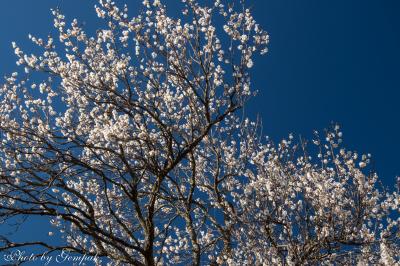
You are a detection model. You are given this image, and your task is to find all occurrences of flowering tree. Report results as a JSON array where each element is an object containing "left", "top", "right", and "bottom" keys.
[{"left": 0, "top": 0, "right": 399, "bottom": 265}]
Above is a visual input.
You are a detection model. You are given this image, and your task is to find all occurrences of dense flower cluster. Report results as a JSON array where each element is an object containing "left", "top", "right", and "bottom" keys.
[{"left": 0, "top": 0, "right": 398, "bottom": 265}]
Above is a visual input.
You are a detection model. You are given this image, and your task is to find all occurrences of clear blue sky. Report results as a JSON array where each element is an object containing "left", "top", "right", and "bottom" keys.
[
  {"left": 250, "top": 0, "right": 400, "bottom": 186},
  {"left": 0, "top": 0, "right": 399, "bottom": 263}
]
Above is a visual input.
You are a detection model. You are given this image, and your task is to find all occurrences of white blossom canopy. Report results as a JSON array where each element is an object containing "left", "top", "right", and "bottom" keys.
[{"left": 0, "top": 0, "right": 399, "bottom": 265}]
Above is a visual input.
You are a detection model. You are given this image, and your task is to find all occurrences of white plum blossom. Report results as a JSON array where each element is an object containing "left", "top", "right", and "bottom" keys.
[{"left": 0, "top": 1, "right": 398, "bottom": 265}]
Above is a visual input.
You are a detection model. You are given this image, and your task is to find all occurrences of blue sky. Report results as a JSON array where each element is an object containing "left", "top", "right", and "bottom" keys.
[
  {"left": 249, "top": 0, "right": 400, "bottom": 186},
  {"left": 0, "top": 0, "right": 399, "bottom": 263}
]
